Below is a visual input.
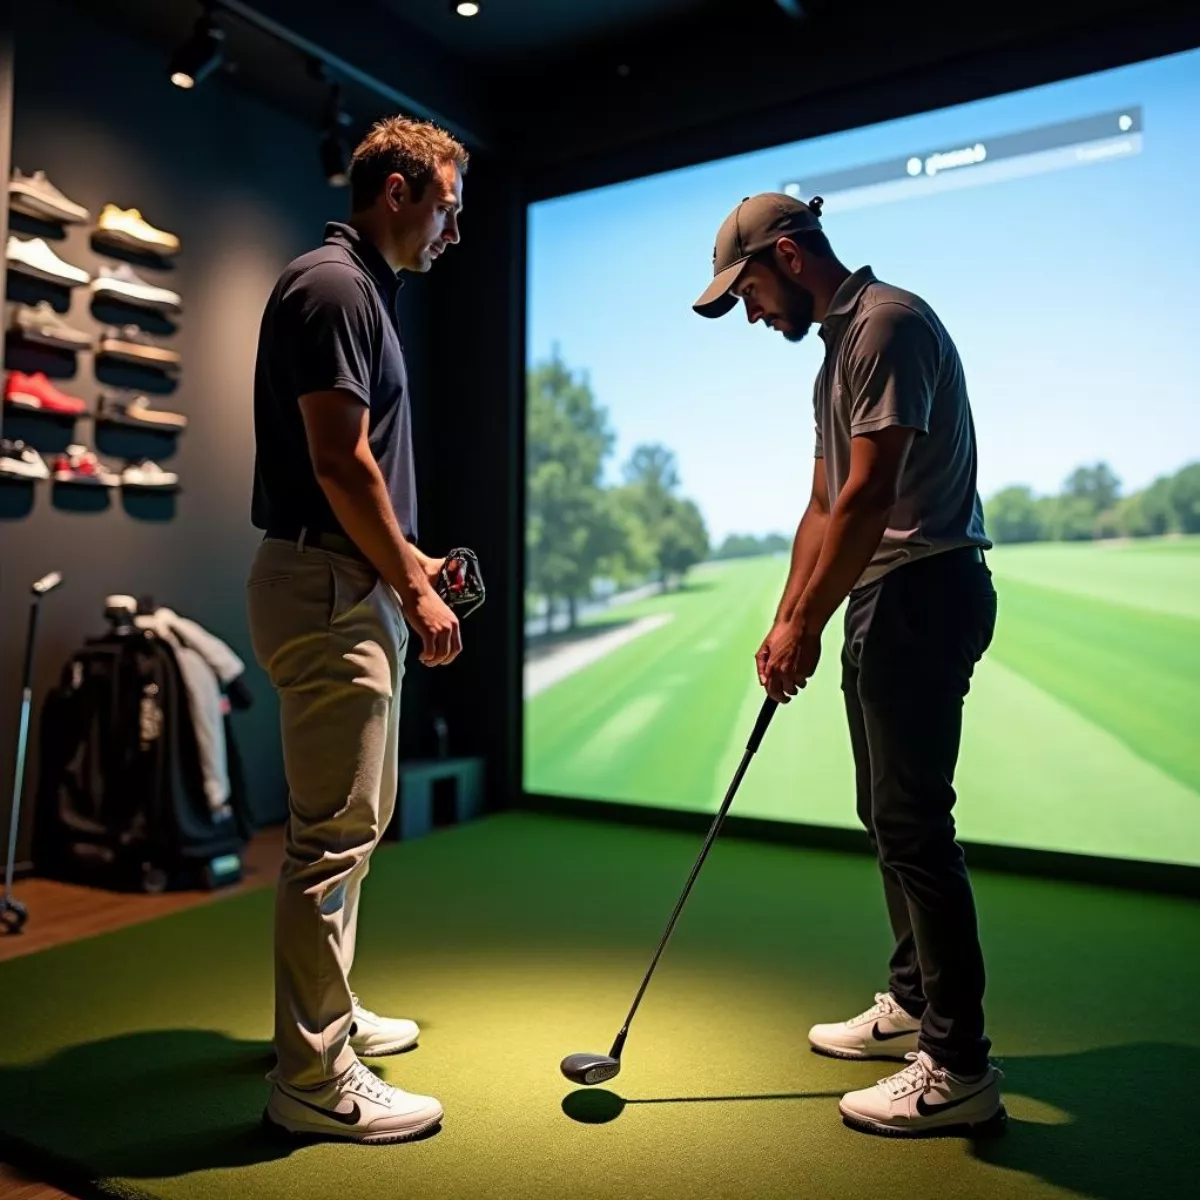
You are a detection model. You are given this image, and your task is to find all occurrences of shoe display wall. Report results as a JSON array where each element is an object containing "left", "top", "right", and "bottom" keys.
[{"left": 4, "top": 167, "right": 187, "bottom": 499}]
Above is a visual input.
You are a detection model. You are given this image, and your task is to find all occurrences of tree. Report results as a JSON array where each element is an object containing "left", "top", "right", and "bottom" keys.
[
  {"left": 985, "top": 485, "right": 1044, "bottom": 544},
  {"left": 1064, "top": 462, "right": 1121, "bottom": 515},
  {"left": 1167, "top": 463, "right": 1200, "bottom": 533},
  {"left": 658, "top": 497, "right": 710, "bottom": 583},
  {"left": 711, "top": 532, "right": 791, "bottom": 560},
  {"left": 525, "top": 352, "right": 616, "bottom": 629},
  {"left": 1039, "top": 494, "right": 1096, "bottom": 542}
]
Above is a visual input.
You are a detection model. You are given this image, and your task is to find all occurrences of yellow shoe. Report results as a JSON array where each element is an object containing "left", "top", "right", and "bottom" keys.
[{"left": 96, "top": 204, "right": 181, "bottom": 256}]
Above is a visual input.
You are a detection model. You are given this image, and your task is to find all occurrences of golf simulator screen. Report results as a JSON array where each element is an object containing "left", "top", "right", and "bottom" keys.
[{"left": 523, "top": 46, "right": 1200, "bottom": 869}]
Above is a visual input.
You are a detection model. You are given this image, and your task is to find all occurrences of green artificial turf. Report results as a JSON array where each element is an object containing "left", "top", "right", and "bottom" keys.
[
  {"left": 524, "top": 539, "right": 1200, "bottom": 867},
  {"left": 1, "top": 813, "right": 1198, "bottom": 1200}
]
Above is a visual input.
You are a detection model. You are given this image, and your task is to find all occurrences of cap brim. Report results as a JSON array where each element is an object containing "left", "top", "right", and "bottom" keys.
[{"left": 692, "top": 258, "right": 749, "bottom": 318}]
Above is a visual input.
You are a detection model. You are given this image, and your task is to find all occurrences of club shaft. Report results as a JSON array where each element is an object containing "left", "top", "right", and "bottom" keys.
[
  {"left": 608, "top": 698, "right": 776, "bottom": 1059},
  {"left": 4, "top": 694, "right": 32, "bottom": 900}
]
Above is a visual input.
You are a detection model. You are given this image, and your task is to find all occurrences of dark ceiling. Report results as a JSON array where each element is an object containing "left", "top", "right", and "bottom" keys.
[
  {"left": 62, "top": 0, "right": 1198, "bottom": 173},
  {"left": 374, "top": 0, "right": 736, "bottom": 65}
]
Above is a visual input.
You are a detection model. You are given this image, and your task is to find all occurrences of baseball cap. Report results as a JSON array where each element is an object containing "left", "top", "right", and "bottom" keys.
[{"left": 693, "top": 192, "right": 825, "bottom": 318}]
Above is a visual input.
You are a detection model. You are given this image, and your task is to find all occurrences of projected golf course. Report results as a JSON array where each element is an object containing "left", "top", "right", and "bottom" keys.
[{"left": 525, "top": 537, "right": 1200, "bottom": 868}]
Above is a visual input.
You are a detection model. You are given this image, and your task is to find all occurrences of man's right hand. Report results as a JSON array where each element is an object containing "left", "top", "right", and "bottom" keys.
[{"left": 407, "top": 586, "right": 463, "bottom": 666}]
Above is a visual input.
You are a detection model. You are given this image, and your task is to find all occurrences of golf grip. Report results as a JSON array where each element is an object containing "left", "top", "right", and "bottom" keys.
[{"left": 609, "top": 697, "right": 778, "bottom": 1060}]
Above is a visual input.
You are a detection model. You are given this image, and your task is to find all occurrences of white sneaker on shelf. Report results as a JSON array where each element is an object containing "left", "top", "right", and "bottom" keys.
[
  {"left": 264, "top": 1060, "right": 442, "bottom": 1144},
  {"left": 6, "top": 235, "right": 90, "bottom": 286},
  {"left": 349, "top": 993, "right": 421, "bottom": 1057},
  {"left": 839, "top": 1050, "right": 1006, "bottom": 1138},
  {"left": 808, "top": 991, "right": 921, "bottom": 1060},
  {"left": 0, "top": 439, "right": 49, "bottom": 480},
  {"left": 8, "top": 169, "right": 89, "bottom": 223},
  {"left": 122, "top": 459, "right": 179, "bottom": 489},
  {"left": 90, "top": 263, "right": 182, "bottom": 314}
]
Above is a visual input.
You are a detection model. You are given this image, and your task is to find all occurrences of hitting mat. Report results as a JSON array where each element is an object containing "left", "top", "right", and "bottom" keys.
[{"left": 0, "top": 812, "right": 1196, "bottom": 1200}]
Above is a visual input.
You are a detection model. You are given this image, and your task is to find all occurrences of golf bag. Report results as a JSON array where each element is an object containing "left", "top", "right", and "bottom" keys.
[{"left": 34, "top": 623, "right": 254, "bottom": 893}]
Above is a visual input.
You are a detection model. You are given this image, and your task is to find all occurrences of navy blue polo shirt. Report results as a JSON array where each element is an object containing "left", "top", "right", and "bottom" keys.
[{"left": 250, "top": 222, "right": 418, "bottom": 540}]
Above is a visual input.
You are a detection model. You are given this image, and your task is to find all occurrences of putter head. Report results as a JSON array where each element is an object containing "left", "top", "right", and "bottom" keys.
[
  {"left": 0, "top": 898, "right": 29, "bottom": 935},
  {"left": 560, "top": 1052, "right": 621, "bottom": 1086}
]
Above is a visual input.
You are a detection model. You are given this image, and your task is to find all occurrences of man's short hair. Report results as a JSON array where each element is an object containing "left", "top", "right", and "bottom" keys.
[{"left": 349, "top": 116, "right": 469, "bottom": 212}]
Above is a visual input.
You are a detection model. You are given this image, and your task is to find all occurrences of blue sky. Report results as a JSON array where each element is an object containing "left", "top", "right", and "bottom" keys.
[{"left": 528, "top": 47, "right": 1200, "bottom": 542}]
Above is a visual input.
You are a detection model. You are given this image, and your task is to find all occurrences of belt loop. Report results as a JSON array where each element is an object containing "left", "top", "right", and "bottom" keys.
[{"left": 297, "top": 526, "right": 308, "bottom": 552}]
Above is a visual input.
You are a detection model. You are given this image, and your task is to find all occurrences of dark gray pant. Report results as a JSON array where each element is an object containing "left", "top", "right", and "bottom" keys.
[{"left": 841, "top": 547, "right": 997, "bottom": 1077}]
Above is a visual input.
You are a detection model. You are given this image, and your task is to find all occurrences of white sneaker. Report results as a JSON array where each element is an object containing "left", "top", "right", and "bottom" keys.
[
  {"left": 9, "top": 169, "right": 89, "bottom": 223},
  {"left": 122, "top": 459, "right": 179, "bottom": 489},
  {"left": 808, "top": 992, "right": 921, "bottom": 1060},
  {"left": 6, "top": 235, "right": 90, "bottom": 286},
  {"left": 264, "top": 1060, "right": 442, "bottom": 1144},
  {"left": 90, "top": 263, "right": 182, "bottom": 314},
  {"left": 349, "top": 993, "right": 421, "bottom": 1057},
  {"left": 839, "top": 1051, "right": 1006, "bottom": 1138}
]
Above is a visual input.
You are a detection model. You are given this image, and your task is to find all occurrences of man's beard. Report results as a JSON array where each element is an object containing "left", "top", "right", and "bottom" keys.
[{"left": 774, "top": 270, "right": 816, "bottom": 343}]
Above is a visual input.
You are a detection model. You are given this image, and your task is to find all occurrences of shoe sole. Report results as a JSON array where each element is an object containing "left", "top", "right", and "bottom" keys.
[
  {"left": 12, "top": 326, "right": 92, "bottom": 350},
  {"left": 97, "top": 342, "right": 181, "bottom": 367},
  {"left": 10, "top": 192, "right": 88, "bottom": 224},
  {"left": 94, "top": 225, "right": 179, "bottom": 256},
  {"left": 261, "top": 1107, "right": 442, "bottom": 1146},
  {"left": 354, "top": 1035, "right": 420, "bottom": 1058},
  {"left": 8, "top": 260, "right": 88, "bottom": 287},
  {"left": 92, "top": 283, "right": 181, "bottom": 313},
  {"left": 0, "top": 462, "right": 47, "bottom": 480},
  {"left": 840, "top": 1104, "right": 1008, "bottom": 1140},
  {"left": 808, "top": 1041, "right": 916, "bottom": 1062}
]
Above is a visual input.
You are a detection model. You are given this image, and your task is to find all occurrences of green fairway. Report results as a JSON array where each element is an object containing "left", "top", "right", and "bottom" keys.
[
  {"left": 2, "top": 813, "right": 1198, "bottom": 1200},
  {"left": 525, "top": 538, "right": 1200, "bottom": 867}
]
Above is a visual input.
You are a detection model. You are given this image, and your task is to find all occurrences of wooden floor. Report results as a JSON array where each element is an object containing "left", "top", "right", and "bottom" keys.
[{"left": 0, "top": 825, "right": 285, "bottom": 1198}]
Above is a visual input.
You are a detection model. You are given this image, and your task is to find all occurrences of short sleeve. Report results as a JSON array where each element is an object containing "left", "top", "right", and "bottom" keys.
[
  {"left": 813, "top": 380, "right": 824, "bottom": 459},
  {"left": 842, "top": 302, "right": 939, "bottom": 438},
  {"left": 281, "top": 264, "right": 376, "bottom": 405}
]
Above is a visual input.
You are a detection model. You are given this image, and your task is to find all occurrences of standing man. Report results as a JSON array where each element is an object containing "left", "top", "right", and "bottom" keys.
[
  {"left": 693, "top": 194, "right": 1003, "bottom": 1138},
  {"left": 248, "top": 117, "right": 467, "bottom": 1144}
]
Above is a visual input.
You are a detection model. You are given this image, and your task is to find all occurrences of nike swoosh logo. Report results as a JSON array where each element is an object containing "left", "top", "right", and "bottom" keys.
[
  {"left": 916, "top": 1084, "right": 993, "bottom": 1117},
  {"left": 871, "top": 1022, "right": 915, "bottom": 1041},
  {"left": 289, "top": 1094, "right": 362, "bottom": 1126}
]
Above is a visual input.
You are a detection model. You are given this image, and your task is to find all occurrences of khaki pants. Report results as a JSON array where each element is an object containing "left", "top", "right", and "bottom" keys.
[{"left": 246, "top": 537, "right": 408, "bottom": 1088}]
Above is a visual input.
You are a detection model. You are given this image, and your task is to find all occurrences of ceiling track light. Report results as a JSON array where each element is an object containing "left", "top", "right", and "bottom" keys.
[
  {"left": 318, "top": 80, "right": 353, "bottom": 187},
  {"left": 168, "top": 5, "right": 227, "bottom": 90}
]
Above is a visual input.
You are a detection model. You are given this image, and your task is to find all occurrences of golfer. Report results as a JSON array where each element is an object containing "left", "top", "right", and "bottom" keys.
[
  {"left": 248, "top": 117, "right": 466, "bottom": 1144},
  {"left": 694, "top": 193, "right": 1003, "bottom": 1137}
]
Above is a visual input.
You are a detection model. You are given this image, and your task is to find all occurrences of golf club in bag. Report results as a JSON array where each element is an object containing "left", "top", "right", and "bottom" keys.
[
  {"left": 561, "top": 696, "right": 778, "bottom": 1085},
  {"left": 2, "top": 571, "right": 63, "bottom": 935}
]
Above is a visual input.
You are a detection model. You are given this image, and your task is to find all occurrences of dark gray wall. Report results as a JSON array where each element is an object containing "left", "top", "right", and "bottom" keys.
[{"left": 0, "top": 0, "right": 446, "bottom": 865}]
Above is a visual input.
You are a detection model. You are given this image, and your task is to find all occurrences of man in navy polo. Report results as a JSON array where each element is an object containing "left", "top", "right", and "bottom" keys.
[{"left": 248, "top": 116, "right": 466, "bottom": 1144}]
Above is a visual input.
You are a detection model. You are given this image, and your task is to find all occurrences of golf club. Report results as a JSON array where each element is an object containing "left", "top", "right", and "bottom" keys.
[
  {"left": 2, "top": 571, "right": 64, "bottom": 935},
  {"left": 561, "top": 696, "right": 778, "bottom": 1085}
]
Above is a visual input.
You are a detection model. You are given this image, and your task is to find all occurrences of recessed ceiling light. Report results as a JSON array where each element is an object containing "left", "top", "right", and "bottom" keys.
[{"left": 454, "top": 1, "right": 481, "bottom": 16}]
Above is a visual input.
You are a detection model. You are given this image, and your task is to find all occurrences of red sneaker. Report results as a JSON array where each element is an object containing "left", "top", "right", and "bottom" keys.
[
  {"left": 51, "top": 444, "right": 119, "bottom": 487},
  {"left": 4, "top": 370, "right": 87, "bottom": 414}
]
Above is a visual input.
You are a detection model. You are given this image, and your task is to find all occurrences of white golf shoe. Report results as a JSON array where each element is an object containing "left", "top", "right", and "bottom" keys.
[
  {"left": 349, "top": 994, "right": 421, "bottom": 1057},
  {"left": 808, "top": 992, "right": 922, "bottom": 1060},
  {"left": 839, "top": 1051, "right": 1006, "bottom": 1138},
  {"left": 265, "top": 1060, "right": 442, "bottom": 1144}
]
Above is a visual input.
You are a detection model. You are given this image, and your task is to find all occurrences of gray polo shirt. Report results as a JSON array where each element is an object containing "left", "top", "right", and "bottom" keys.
[{"left": 813, "top": 266, "right": 989, "bottom": 587}]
